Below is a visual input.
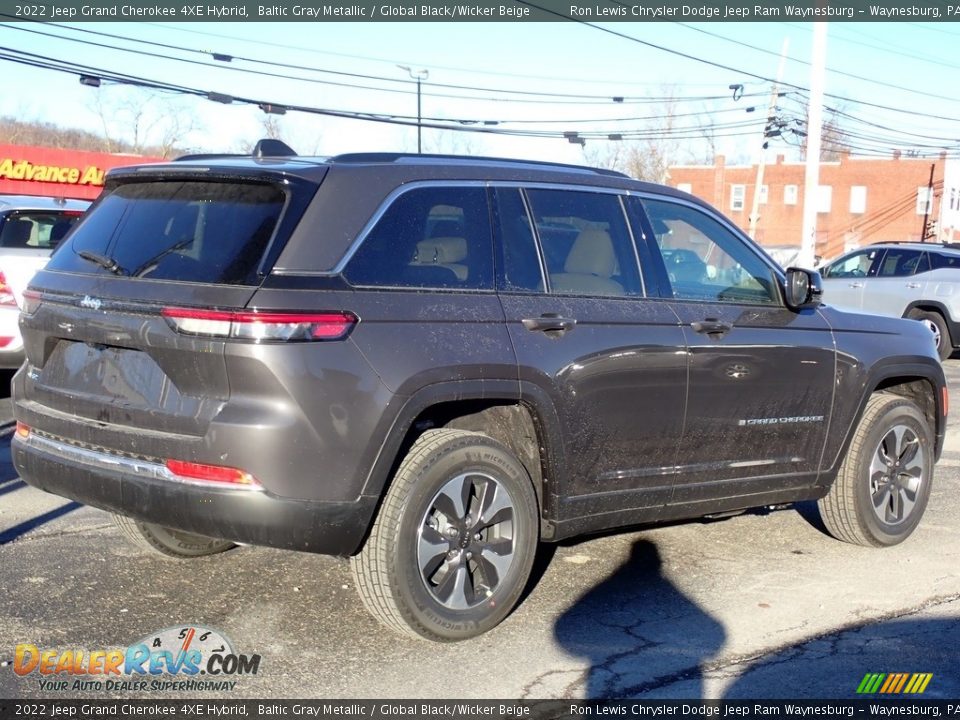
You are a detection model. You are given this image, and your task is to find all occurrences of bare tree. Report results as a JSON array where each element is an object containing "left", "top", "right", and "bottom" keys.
[
  {"left": 89, "top": 88, "right": 201, "bottom": 158},
  {"left": 584, "top": 90, "right": 715, "bottom": 181}
]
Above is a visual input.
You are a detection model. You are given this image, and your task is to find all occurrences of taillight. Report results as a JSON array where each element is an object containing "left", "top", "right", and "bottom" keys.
[
  {"left": 161, "top": 308, "right": 357, "bottom": 342},
  {"left": 15, "top": 421, "right": 30, "bottom": 439},
  {"left": 21, "top": 289, "right": 41, "bottom": 315},
  {"left": 165, "top": 459, "right": 262, "bottom": 489},
  {"left": 0, "top": 271, "right": 16, "bottom": 308}
]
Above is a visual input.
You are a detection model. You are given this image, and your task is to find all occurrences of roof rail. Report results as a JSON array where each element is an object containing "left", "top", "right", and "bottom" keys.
[
  {"left": 326, "top": 152, "right": 631, "bottom": 178},
  {"left": 175, "top": 138, "right": 298, "bottom": 162},
  {"left": 870, "top": 240, "right": 960, "bottom": 250}
]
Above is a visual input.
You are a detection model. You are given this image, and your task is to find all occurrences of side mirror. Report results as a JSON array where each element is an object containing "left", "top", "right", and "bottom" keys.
[{"left": 783, "top": 267, "right": 822, "bottom": 310}]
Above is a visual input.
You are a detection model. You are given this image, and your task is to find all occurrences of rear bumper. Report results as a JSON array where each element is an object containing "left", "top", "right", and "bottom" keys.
[{"left": 12, "top": 431, "right": 376, "bottom": 556}]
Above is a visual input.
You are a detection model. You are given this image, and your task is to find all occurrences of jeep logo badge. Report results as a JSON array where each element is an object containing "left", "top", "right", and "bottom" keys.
[{"left": 80, "top": 295, "right": 102, "bottom": 311}]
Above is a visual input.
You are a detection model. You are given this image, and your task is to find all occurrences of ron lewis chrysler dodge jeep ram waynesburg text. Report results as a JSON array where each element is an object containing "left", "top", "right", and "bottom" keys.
[{"left": 12, "top": 143, "right": 948, "bottom": 642}]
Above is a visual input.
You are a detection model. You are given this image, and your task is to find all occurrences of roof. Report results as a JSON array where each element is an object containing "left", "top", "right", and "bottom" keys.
[{"left": 0, "top": 195, "right": 91, "bottom": 212}]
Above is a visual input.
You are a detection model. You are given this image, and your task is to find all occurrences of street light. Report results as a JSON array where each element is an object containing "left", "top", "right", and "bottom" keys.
[{"left": 398, "top": 65, "right": 429, "bottom": 154}]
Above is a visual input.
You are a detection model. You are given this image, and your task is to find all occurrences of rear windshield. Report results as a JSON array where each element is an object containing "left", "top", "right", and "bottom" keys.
[
  {"left": 0, "top": 210, "right": 84, "bottom": 249},
  {"left": 46, "top": 180, "right": 285, "bottom": 285}
]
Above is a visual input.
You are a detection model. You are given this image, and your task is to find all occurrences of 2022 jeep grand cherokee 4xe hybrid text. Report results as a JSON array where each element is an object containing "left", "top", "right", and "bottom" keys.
[{"left": 12, "top": 144, "right": 948, "bottom": 642}]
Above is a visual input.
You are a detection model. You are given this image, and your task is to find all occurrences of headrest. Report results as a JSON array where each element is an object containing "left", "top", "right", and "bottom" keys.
[
  {"left": 429, "top": 219, "right": 463, "bottom": 238},
  {"left": 2, "top": 219, "right": 34, "bottom": 247},
  {"left": 415, "top": 237, "right": 468, "bottom": 264},
  {"left": 564, "top": 229, "right": 616, "bottom": 278}
]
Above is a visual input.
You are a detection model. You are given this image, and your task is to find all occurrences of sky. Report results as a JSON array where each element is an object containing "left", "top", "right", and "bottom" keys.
[{"left": 1, "top": 15, "right": 959, "bottom": 169}]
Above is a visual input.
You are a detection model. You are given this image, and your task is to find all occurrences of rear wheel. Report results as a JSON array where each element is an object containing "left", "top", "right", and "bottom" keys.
[
  {"left": 908, "top": 309, "right": 951, "bottom": 360},
  {"left": 351, "top": 429, "right": 539, "bottom": 641},
  {"left": 113, "top": 514, "right": 235, "bottom": 559},
  {"left": 818, "top": 394, "right": 934, "bottom": 547}
]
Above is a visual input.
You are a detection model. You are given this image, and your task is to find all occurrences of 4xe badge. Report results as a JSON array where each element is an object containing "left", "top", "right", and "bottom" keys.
[{"left": 10, "top": 625, "right": 260, "bottom": 693}]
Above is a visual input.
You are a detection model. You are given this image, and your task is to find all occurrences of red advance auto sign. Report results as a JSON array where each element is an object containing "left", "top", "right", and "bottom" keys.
[{"left": 0, "top": 145, "right": 164, "bottom": 200}]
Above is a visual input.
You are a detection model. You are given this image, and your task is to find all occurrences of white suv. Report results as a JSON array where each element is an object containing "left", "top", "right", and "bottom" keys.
[
  {"left": 0, "top": 195, "right": 90, "bottom": 368},
  {"left": 820, "top": 242, "right": 960, "bottom": 360}
]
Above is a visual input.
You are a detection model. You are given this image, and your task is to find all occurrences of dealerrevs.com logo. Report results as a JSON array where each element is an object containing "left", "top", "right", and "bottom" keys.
[{"left": 10, "top": 625, "right": 261, "bottom": 693}]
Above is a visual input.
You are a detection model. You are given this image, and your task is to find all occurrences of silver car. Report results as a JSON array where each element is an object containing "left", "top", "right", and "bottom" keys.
[
  {"left": 820, "top": 241, "right": 960, "bottom": 360},
  {"left": 0, "top": 195, "right": 90, "bottom": 368}
]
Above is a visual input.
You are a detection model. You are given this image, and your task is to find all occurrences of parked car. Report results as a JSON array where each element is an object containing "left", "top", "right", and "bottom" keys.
[
  {"left": 0, "top": 195, "right": 89, "bottom": 368},
  {"left": 12, "top": 144, "right": 947, "bottom": 642},
  {"left": 819, "top": 241, "right": 960, "bottom": 360}
]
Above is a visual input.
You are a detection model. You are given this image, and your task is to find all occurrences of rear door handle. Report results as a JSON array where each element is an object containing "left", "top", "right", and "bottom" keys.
[
  {"left": 906, "top": 282, "right": 921, "bottom": 289},
  {"left": 691, "top": 319, "right": 733, "bottom": 337},
  {"left": 522, "top": 314, "right": 576, "bottom": 335}
]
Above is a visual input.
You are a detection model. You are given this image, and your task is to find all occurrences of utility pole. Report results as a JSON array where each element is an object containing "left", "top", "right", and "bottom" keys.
[
  {"left": 799, "top": 22, "right": 827, "bottom": 268},
  {"left": 748, "top": 38, "right": 790, "bottom": 242},
  {"left": 399, "top": 65, "right": 429, "bottom": 154},
  {"left": 921, "top": 163, "right": 935, "bottom": 242}
]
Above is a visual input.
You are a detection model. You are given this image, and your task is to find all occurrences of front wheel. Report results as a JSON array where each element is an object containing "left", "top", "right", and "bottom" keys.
[
  {"left": 818, "top": 394, "right": 934, "bottom": 547},
  {"left": 351, "top": 429, "right": 539, "bottom": 641}
]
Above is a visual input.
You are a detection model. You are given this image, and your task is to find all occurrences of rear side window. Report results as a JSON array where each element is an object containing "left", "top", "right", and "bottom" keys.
[
  {"left": 931, "top": 252, "right": 960, "bottom": 270},
  {"left": 524, "top": 189, "right": 642, "bottom": 297},
  {"left": 0, "top": 210, "right": 83, "bottom": 250},
  {"left": 345, "top": 186, "right": 494, "bottom": 290},
  {"left": 47, "top": 181, "right": 285, "bottom": 285}
]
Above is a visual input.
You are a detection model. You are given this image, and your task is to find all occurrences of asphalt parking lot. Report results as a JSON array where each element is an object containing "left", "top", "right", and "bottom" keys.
[{"left": 1, "top": 364, "right": 959, "bottom": 701}]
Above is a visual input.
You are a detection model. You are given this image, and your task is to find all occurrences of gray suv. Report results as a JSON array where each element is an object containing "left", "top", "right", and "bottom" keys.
[
  {"left": 820, "top": 241, "right": 960, "bottom": 360},
  {"left": 12, "top": 146, "right": 947, "bottom": 641}
]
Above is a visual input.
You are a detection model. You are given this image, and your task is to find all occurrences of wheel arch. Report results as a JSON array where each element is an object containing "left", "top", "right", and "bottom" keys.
[
  {"left": 358, "top": 380, "right": 567, "bottom": 545},
  {"left": 821, "top": 363, "right": 946, "bottom": 488}
]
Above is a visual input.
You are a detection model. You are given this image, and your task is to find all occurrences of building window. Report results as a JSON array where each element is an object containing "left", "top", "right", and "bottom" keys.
[
  {"left": 731, "top": 184, "right": 746, "bottom": 212},
  {"left": 917, "top": 187, "right": 933, "bottom": 215},
  {"left": 759, "top": 185, "right": 768, "bottom": 204},
  {"left": 784, "top": 185, "right": 798, "bottom": 206},
  {"left": 850, "top": 186, "right": 867, "bottom": 214},
  {"left": 817, "top": 185, "right": 832, "bottom": 214},
  {"left": 677, "top": 183, "right": 692, "bottom": 194}
]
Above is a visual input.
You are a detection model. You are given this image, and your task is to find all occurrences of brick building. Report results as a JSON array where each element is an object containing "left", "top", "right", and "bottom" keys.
[{"left": 668, "top": 152, "right": 950, "bottom": 262}]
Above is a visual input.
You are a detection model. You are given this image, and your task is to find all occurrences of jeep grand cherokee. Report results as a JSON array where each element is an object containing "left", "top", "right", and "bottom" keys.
[{"left": 12, "top": 144, "right": 947, "bottom": 642}]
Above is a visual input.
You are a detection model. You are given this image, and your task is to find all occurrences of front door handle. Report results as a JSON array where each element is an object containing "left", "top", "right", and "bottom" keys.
[
  {"left": 848, "top": 281, "right": 865, "bottom": 288},
  {"left": 522, "top": 314, "right": 577, "bottom": 336},
  {"left": 691, "top": 319, "right": 733, "bottom": 338}
]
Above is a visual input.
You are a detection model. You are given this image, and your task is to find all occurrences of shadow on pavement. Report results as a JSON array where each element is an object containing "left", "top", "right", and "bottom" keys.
[
  {"left": 723, "top": 616, "right": 960, "bottom": 698},
  {"left": 552, "top": 539, "right": 725, "bottom": 698},
  {"left": 0, "top": 501, "right": 83, "bottom": 545}
]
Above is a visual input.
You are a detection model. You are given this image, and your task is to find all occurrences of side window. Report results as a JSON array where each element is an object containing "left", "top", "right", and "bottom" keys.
[
  {"left": 0, "top": 211, "right": 82, "bottom": 249},
  {"left": 822, "top": 249, "right": 879, "bottom": 278},
  {"left": 524, "top": 189, "right": 642, "bottom": 298},
  {"left": 876, "top": 248, "right": 924, "bottom": 278},
  {"left": 642, "top": 198, "right": 779, "bottom": 305},
  {"left": 492, "top": 188, "right": 543, "bottom": 293},
  {"left": 345, "top": 186, "right": 493, "bottom": 290},
  {"left": 931, "top": 252, "right": 960, "bottom": 270}
]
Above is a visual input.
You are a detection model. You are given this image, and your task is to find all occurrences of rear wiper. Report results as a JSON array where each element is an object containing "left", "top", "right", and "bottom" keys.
[{"left": 78, "top": 250, "right": 126, "bottom": 276}]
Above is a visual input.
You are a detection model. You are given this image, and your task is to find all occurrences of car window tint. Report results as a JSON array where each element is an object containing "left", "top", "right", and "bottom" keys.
[
  {"left": 492, "top": 188, "right": 543, "bottom": 293},
  {"left": 931, "top": 252, "right": 960, "bottom": 270},
  {"left": 524, "top": 189, "right": 642, "bottom": 297},
  {"left": 345, "top": 186, "right": 493, "bottom": 290},
  {"left": 0, "top": 211, "right": 83, "bottom": 250},
  {"left": 876, "top": 248, "right": 923, "bottom": 277},
  {"left": 642, "top": 198, "right": 779, "bottom": 305},
  {"left": 823, "top": 249, "right": 879, "bottom": 278},
  {"left": 48, "top": 181, "right": 285, "bottom": 285}
]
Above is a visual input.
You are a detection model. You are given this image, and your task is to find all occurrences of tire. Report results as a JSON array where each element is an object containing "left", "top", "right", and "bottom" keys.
[
  {"left": 351, "top": 428, "right": 539, "bottom": 642},
  {"left": 908, "top": 309, "right": 951, "bottom": 361},
  {"left": 113, "top": 514, "right": 236, "bottom": 559},
  {"left": 818, "top": 394, "right": 934, "bottom": 547}
]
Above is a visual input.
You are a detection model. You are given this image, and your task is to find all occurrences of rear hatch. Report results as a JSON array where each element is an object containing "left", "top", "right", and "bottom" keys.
[{"left": 17, "top": 168, "right": 321, "bottom": 443}]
